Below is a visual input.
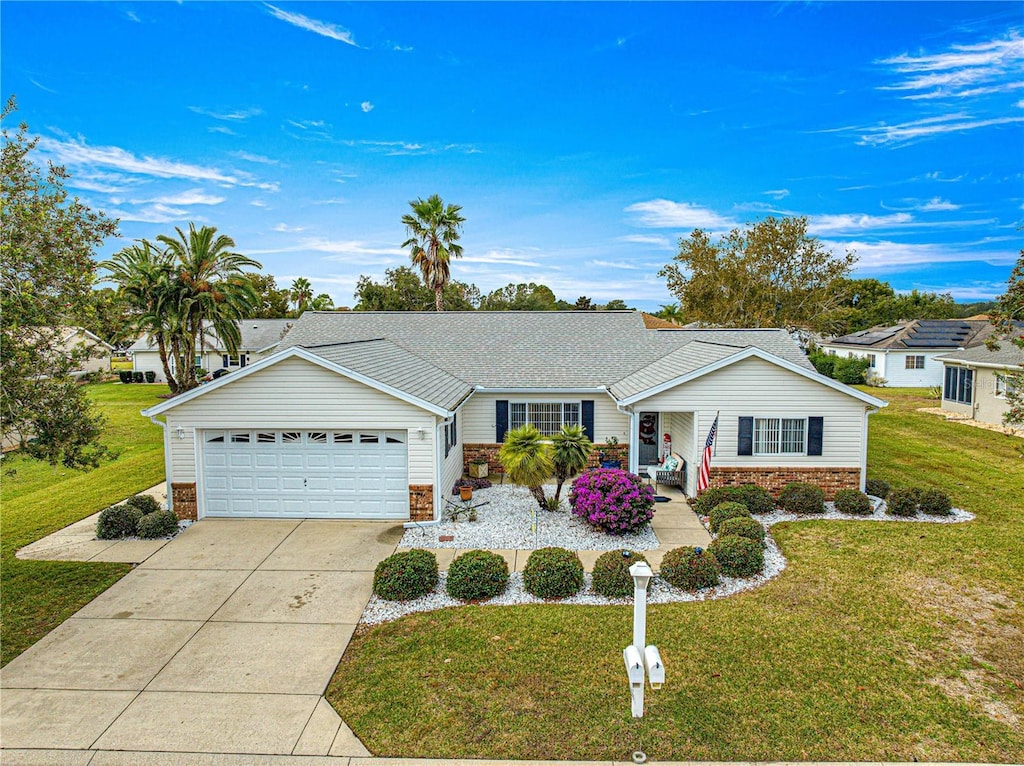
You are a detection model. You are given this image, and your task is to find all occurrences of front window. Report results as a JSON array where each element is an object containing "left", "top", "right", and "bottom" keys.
[
  {"left": 866, "top": 354, "right": 876, "bottom": 368},
  {"left": 943, "top": 366, "right": 973, "bottom": 404},
  {"left": 509, "top": 402, "right": 581, "bottom": 436},
  {"left": 754, "top": 417, "right": 806, "bottom": 456},
  {"left": 905, "top": 356, "right": 925, "bottom": 370},
  {"left": 226, "top": 355, "right": 240, "bottom": 367}
]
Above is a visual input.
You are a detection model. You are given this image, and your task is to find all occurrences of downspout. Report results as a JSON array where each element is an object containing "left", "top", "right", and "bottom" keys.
[
  {"left": 616, "top": 403, "right": 638, "bottom": 474},
  {"left": 147, "top": 414, "right": 173, "bottom": 513}
]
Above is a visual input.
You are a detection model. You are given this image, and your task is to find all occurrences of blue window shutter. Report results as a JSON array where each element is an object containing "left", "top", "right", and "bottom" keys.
[
  {"left": 807, "top": 417, "right": 823, "bottom": 456},
  {"left": 496, "top": 400, "right": 509, "bottom": 443},
  {"left": 222, "top": 354, "right": 229, "bottom": 368},
  {"left": 240, "top": 354, "right": 247, "bottom": 368},
  {"left": 738, "top": 417, "right": 753, "bottom": 456},
  {"left": 581, "top": 400, "right": 595, "bottom": 441}
]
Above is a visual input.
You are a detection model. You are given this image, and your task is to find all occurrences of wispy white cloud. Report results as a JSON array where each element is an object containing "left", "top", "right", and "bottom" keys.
[
  {"left": 125, "top": 10, "right": 140, "bottom": 23},
  {"left": 189, "top": 106, "right": 263, "bottom": 121},
  {"left": 807, "top": 212, "right": 913, "bottom": 235},
  {"left": 833, "top": 239, "right": 1018, "bottom": 271},
  {"left": 208, "top": 126, "right": 237, "bottom": 136},
  {"left": 273, "top": 223, "right": 305, "bottom": 233},
  {"left": 588, "top": 259, "right": 642, "bottom": 271},
  {"left": 624, "top": 199, "right": 736, "bottom": 231},
  {"left": 616, "top": 234, "right": 674, "bottom": 249},
  {"left": 29, "top": 78, "right": 57, "bottom": 94},
  {"left": 461, "top": 249, "right": 544, "bottom": 268},
  {"left": 250, "top": 200, "right": 269, "bottom": 208},
  {"left": 249, "top": 238, "right": 406, "bottom": 259},
  {"left": 310, "top": 198, "right": 347, "bottom": 206},
  {"left": 856, "top": 112, "right": 1024, "bottom": 146},
  {"left": 107, "top": 203, "right": 190, "bottom": 224},
  {"left": 763, "top": 188, "right": 790, "bottom": 200},
  {"left": 361, "top": 101, "right": 374, "bottom": 113},
  {"left": 287, "top": 119, "right": 326, "bottom": 130},
  {"left": 914, "top": 196, "right": 961, "bottom": 212},
  {"left": 230, "top": 150, "right": 279, "bottom": 165},
  {"left": 264, "top": 3, "right": 358, "bottom": 47},
  {"left": 141, "top": 189, "right": 226, "bottom": 206}
]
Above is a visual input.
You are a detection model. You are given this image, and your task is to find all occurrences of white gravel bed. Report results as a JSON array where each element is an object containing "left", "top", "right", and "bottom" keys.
[
  {"left": 400, "top": 483, "right": 660, "bottom": 551},
  {"left": 755, "top": 498, "right": 975, "bottom": 527}
]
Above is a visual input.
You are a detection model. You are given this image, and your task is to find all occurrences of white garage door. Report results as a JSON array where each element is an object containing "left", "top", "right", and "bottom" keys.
[{"left": 201, "top": 429, "right": 409, "bottom": 519}]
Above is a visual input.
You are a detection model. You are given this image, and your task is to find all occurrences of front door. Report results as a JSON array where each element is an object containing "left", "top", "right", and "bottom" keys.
[{"left": 638, "top": 412, "right": 660, "bottom": 467}]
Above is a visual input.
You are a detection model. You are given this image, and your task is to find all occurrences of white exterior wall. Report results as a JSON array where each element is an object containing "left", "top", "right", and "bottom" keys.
[
  {"left": 821, "top": 345, "right": 945, "bottom": 388},
  {"left": 439, "top": 413, "right": 466, "bottom": 503},
  {"left": 163, "top": 356, "right": 437, "bottom": 488},
  {"left": 460, "top": 391, "right": 629, "bottom": 443},
  {"left": 132, "top": 351, "right": 167, "bottom": 381},
  {"left": 635, "top": 357, "right": 870, "bottom": 469},
  {"left": 941, "top": 364, "right": 1015, "bottom": 425}
]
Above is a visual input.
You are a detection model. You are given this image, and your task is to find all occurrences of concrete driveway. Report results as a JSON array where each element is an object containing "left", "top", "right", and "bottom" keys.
[{"left": 1, "top": 518, "right": 405, "bottom": 759}]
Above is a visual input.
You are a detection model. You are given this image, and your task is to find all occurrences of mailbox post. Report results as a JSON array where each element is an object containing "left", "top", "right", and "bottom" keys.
[{"left": 623, "top": 560, "right": 665, "bottom": 718}]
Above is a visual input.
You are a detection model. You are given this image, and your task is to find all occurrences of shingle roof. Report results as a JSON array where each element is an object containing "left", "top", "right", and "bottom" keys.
[
  {"left": 828, "top": 319, "right": 995, "bottom": 350},
  {"left": 609, "top": 340, "right": 745, "bottom": 399},
  {"left": 127, "top": 319, "right": 294, "bottom": 354},
  {"left": 934, "top": 341, "right": 1024, "bottom": 369}
]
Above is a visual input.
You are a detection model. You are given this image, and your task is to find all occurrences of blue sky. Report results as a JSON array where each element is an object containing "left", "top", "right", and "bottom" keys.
[{"left": 3, "top": 2, "right": 1022, "bottom": 310}]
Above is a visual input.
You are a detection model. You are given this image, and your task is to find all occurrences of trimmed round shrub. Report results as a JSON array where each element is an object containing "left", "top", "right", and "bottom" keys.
[
  {"left": 124, "top": 494, "right": 161, "bottom": 515},
  {"left": 865, "top": 478, "right": 890, "bottom": 499},
  {"left": 735, "top": 484, "right": 776, "bottom": 515},
  {"left": 919, "top": 488, "right": 953, "bottom": 516},
  {"left": 523, "top": 547, "right": 584, "bottom": 599},
  {"left": 137, "top": 510, "right": 179, "bottom": 539},
  {"left": 591, "top": 550, "right": 649, "bottom": 598},
  {"left": 373, "top": 549, "right": 439, "bottom": 601},
  {"left": 708, "top": 501, "right": 750, "bottom": 533},
  {"left": 446, "top": 550, "right": 509, "bottom": 602},
  {"left": 144, "top": 370, "right": 156, "bottom": 383},
  {"left": 833, "top": 488, "right": 873, "bottom": 516},
  {"left": 886, "top": 487, "right": 919, "bottom": 517},
  {"left": 660, "top": 546, "right": 721, "bottom": 591},
  {"left": 778, "top": 482, "right": 825, "bottom": 515},
  {"left": 717, "top": 515, "right": 766, "bottom": 546},
  {"left": 131, "top": 371, "right": 144, "bottom": 383},
  {"left": 693, "top": 486, "right": 744, "bottom": 516},
  {"left": 118, "top": 370, "right": 132, "bottom": 384},
  {"left": 96, "top": 504, "right": 142, "bottom": 539},
  {"left": 709, "top": 535, "right": 764, "bottom": 577},
  {"left": 569, "top": 469, "right": 655, "bottom": 535}
]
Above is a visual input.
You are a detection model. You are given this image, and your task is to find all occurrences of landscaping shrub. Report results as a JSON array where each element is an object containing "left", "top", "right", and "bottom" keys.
[
  {"left": 832, "top": 355, "right": 870, "bottom": 384},
  {"left": 144, "top": 370, "right": 156, "bottom": 383},
  {"left": 452, "top": 477, "right": 492, "bottom": 494},
  {"left": 808, "top": 351, "right": 836, "bottom": 379},
  {"left": 446, "top": 550, "right": 509, "bottom": 601},
  {"left": 523, "top": 547, "right": 584, "bottom": 599},
  {"left": 96, "top": 504, "right": 142, "bottom": 539},
  {"left": 735, "top": 484, "right": 776, "bottom": 515},
  {"left": 659, "top": 546, "right": 721, "bottom": 591},
  {"left": 693, "top": 486, "right": 745, "bottom": 516},
  {"left": 717, "top": 515, "right": 766, "bottom": 545},
  {"left": 124, "top": 494, "right": 161, "bottom": 515},
  {"left": 833, "top": 488, "right": 873, "bottom": 515},
  {"left": 569, "top": 468, "right": 655, "bottom": 535},
  {"left": 918, "top": 488, "right": 953, "bottom": 516},
  {"left": 886, "top": 487, "right": 919, "bottom": 517},
  {"left": 709, "top": 535, "right": 764, "bottom": 577},
  {"left": 118, "top": 370, "right": 132, "bottom": 384},
  {"left": 865, "top": 478, "right": 891, "bottom": 499},
  {"left": 708, "top": 501, "right": 750, "bottom": 533},
  {"left": 373, "top": 549, "right": 439, "bottom": 601},
  {"left": 137, "top": 509, "right": 179, "bottom": 539},
  {"left": 590, "top": 550, "right": 649, "bottom": 598},
  {"left": 131, "top": 371, "right": 144, "bottom": 383},
  {"left": 779, "top": 482, "right": 825, "bottom": 514}
]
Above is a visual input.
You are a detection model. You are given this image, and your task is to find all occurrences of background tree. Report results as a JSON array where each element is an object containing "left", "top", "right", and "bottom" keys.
[
  {"left": 401, "top": 194, "right": 465, "bottom": 311},
  {"left": 248, "top": 273, "right": 291, "bottom": 318},
  {"left": 81, "top": 287, "right": 137, "bottom": 347},
  {"left": 289, "top": 277, "right": 313, "bottom": 314},
  {"left": 987, "top": 249, "right": 1024, "bottom": 428},
  {"left": 573, "top": 296, "right": 595, "bottom": 311},
  {"left": 310, "top": 292, "right": 335, "bottom": 311},
  {"left": 655, "top": 303, "right": 685, "bottom": 325},
  {"left": 658, "top": 216, "right": 856, "bottom": 332},
  {"left": 354, "top": 267, "right": 478, "bottom": 311},
  {"left": 480, "top": 282, "right": 559, "bottom": 311},
  {"left": 1, "top": 97, "right": 116, "bottom": 466},
  {"left": 601, "top": 299, "right": 630, "bottom": 311}
]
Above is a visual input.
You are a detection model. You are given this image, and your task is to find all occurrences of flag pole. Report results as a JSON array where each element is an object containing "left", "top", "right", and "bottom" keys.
[{"left": 712, "top": 410, "right": 720, "bottom": 456}]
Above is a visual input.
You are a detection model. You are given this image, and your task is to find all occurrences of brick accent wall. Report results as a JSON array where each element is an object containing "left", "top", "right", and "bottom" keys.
[
  {"left": 464, "top": 442, "right": 632, "bottom": 475},
  {"left": 706, "top": 467, "right": 860, "bottom": 500},
  {"left": 171, "top": 482, "right": 198, "bottom": 521},
  {"left": 409, "top": 484, "right": 434, "bottom": 522}
]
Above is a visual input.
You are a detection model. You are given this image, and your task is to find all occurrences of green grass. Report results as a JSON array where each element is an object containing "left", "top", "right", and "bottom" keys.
[
  {"left": 328, "top": 388, "right": 1024, "bottom": 762},
  {"left": 1, "top": 382, "right": 168, "bottom": 666}
]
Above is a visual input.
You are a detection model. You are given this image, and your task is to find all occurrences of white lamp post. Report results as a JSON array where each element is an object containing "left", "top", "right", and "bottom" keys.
[{"left": 623, "top": 559, "right": 664, "bottom": 718}]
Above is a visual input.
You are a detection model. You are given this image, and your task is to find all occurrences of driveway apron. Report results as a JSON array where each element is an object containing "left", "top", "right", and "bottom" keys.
[{"left": 1, "top": 518, "right": 395, "bottom": 758}]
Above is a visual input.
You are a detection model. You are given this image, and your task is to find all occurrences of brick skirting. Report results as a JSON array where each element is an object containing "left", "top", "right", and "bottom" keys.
[
  {"left": 706, "top": 467, "right": 861, "bottom": 500},
  {"left": 409, "top": 484, "right": 434, "bottom": 522},
  {"left": 171, "top": 482, "right": 198, "bottom": 520},
  {"left": 463, "top": 442, "right": 632, "bottom": 474}
]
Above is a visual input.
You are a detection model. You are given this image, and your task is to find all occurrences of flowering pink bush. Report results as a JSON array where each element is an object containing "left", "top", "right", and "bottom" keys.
[{"left": 569, "top": 468, "right": 655, "bottom": 534}]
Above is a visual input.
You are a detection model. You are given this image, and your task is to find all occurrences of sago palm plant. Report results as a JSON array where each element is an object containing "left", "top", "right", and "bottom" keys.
[
  {"left": 498, "top": 425, "right": 553, "bottom": 510},
  {"left": 551, "top": 424, "right": 594, "bottom": 505}
]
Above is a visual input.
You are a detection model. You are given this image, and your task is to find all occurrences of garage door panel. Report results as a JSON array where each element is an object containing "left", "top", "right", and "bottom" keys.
[
  {"left": 280, "top": 454, "right": 304, "bottom": 469},
  {"left": 255, "top": 454, "right": 279, "bottom": 469},
  {"left": 229, "top": 476, "right": 254, "bottom": 491}
]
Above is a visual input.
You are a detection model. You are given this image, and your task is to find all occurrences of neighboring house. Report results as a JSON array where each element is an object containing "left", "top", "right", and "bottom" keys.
[
  {"left": 935, "top": 341, "right": 1024, "bottom": 428},
  {"left": 141, "top": 311, "right": 886, "bottom": 522},
  {"left": 820, "top": 319, "right": 999, "bottom": 387},
  {"left": 59, "top": 326, "right": 114, "bottom": 377},
  {"left": 128, "top": 319, "right": 293, "bottom": 383}
]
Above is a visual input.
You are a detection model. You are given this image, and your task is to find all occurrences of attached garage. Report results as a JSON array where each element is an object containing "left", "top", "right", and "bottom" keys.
[{"left": 201, "top": 429, "right": 409, "bottom": 519}]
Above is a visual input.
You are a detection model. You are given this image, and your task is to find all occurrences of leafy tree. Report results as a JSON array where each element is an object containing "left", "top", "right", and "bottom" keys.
[
  {"left": 249, "top": 273, "right": 291, "bottom": 318},
  {"left": 498, "top": 425, "right": 553, "bottom": 510},
  {"left": 1, "top": 97, "right": 116, "bottom": 466},
  {"left": 401, "top": 194, "right": 465, "bottom": 311},
  {"left": 310, "top": 292, "right": 335, "bottom": 311},
  {"left": 480, "top": 282, "right": 559, "bottom": 311},
  {"left": 658, "top": 216, "right": 856, "bottom": 332},
  {"left": 831, "top": 278, "right": 963, "bottom": 335},
  {"left": 550, "top": 425, "right": 593, "bottom": 504},
  {"left": 354, "top": 266, "right": 478, "bottom": 311},
  {"left": 988, "top": 249, "right": 1024, "bottom": 428},
  {"left": 574, "top": 296, "right": 595, "bottom": 311},
  {"left": 601, "top": 299, "right": 630, "bottom": 311},
  {"left": 82, "top": 286, "right": 137, "bottom": 347},
  {"left": 289, "top": 277, "right": 313, "bottom": 314}
]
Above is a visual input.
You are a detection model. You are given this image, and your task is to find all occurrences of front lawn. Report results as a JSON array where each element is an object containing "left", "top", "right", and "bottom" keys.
[
  {"left": 1, "top": 382, "right": 168, "bottom": 666},
  {"left": 328, "top": 388, "right": 1024, "bottom": 762}
]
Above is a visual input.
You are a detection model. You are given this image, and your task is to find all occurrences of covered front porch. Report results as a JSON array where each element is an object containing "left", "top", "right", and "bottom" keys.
[{"left": 626, "top": 408, "right": 700, "bottom": 497}]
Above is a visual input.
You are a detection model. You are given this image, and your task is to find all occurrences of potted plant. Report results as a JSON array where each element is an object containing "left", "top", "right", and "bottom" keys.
[
  {"left": 459, "top": 484, "right": 474, "bottom": 501},
  {"left": 469, "top": 457, "right": 489, "bottom": 479}
]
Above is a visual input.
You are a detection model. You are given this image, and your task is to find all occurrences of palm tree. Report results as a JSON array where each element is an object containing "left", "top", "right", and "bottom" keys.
[
  {"left": 550, "top": 424, "right": 594, "bottom": 504},
  {"left": 498, "top": 425, "right": 553, "bottom": 510},
  {"left": 656, "top": 303, "right": 685, "bottom": 325},
  {"left": 289, "top": 277, "right": 313, "bottom": 315},
  {"left": 156, "top": 224, "right": 261, "bottom": 391},
  {"left": 401, "top": 194, "right": 465, "bottom": 311}
]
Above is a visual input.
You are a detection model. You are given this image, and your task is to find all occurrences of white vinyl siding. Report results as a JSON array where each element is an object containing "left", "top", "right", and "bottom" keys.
[
  {"left": 461, "top": 392, "right": 629, "bottom": 443},
  {"left": 439, "top": 414, "right": 465, "bottom": 503},
  {"left": 635, "top": 356, "right": 868, "bottom": 467},
  {"left": 164, "top": 356, "right": 437, "bottom": 487}
]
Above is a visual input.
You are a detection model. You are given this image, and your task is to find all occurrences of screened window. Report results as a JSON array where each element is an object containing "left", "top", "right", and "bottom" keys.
[
  {"left": 905, "top": 356, "right": 925, "bottom": 370},
  {"left": 943, "top": 366, "right": 973, "bottom": 404},
  {"left": 509, "top": 402, "right": 581, "bottom": 436},
  {"left": 754, "top": 418, "right": 806, "bottom": 455}
]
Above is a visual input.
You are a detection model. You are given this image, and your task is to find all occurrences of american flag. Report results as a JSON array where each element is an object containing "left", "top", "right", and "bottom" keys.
[{"left": 697, "top": 415, "right": 719, "bottom": 494}]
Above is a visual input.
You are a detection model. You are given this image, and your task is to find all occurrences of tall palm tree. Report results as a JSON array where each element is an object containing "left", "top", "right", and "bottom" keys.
[
  {"left": 156, "top": 224, "right": 261, "bottom": 391},
  {"left": 656, "top": 303, "right": 685, "bottom": 325},
  {"left": 550, "top": 424, "right": 594, "bottom": 504},
  {"left": 401, "top": 194, "right": 465, "bottom": 311},
  {"left": 498, "top": 425, "right": 553, "bottom": 510},
  {"left": 289, "top": 277, "right": 313, "bottom": 315}
]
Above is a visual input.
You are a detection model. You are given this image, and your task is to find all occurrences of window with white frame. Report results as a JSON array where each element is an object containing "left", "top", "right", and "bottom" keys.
[
  {"left": 225, "top": 355, "right": 241, "bottom": 367},
  {"left": 509, "top": 401, "right": 580, "bottom": 436},
  {"left": 905, "top": 355, "right": 925, "bottom": 370},
  {"left": 754, "top": 417, "right": 806, "bottom": 455},
  {"left": 865, "top": 354, "right": 876, "bottom": 368},
  {"left": 995, "top": 373, "right": 1017, "bottom": 398}
]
